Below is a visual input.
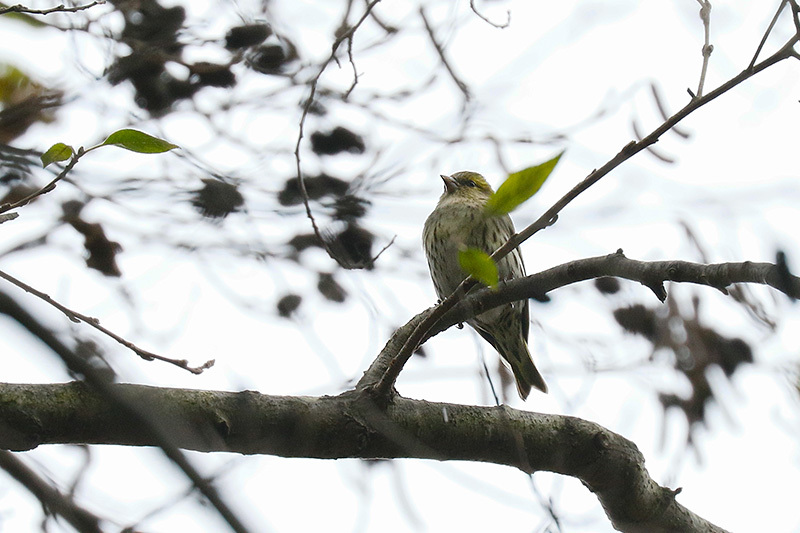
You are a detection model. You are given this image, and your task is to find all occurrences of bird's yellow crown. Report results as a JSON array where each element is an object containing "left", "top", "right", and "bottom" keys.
[{"left": 441, "top": 171, "right": 494, "bottom": 196}]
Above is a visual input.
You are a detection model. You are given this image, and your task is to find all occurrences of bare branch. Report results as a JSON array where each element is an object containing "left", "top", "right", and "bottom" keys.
[
  {"left": 432, "top": 252, "right": 800, "bottom": 338},
  {"left": 0, "top": 0, "right": 104, "bottom": 16},
  {"left": 749, "top": 0, "right": 789, "bottom": 69},
  {"left": 695, "top": 0, "right": 713, "bottom": 98},
  {"left": 343, "top": 35, "right": 359, "bottom": 98},
  {"left": 0, "top": 381, "right": 730, "bottom": 533},
  {"left": 419, "top": 7, "right": 471, "bottom": 101},
  {"left": 294, "top": 0, "right": 383, "bottom": 265},
  {"left": 0, "top": 269, "right": 214, "bottom": 374},
  {"left": 650, "top": 82, "right": 691, "bottom": 138},
  {"left": 469, "top": 0, "right": 510, "bottom": 29},
  {"left": 0, "top": 451, "right": 104, "bottom": 533},
  {"left": 361, "top": 252, "right": 799, "bottom": 392},
  {"left": 632, "top": 118, "right": 675, "bottom": 163}
]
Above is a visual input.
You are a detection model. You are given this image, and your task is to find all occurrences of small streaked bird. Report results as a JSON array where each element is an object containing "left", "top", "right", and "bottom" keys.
[{"left": 422, "top": 171, "right": 547, "bottom": 399}]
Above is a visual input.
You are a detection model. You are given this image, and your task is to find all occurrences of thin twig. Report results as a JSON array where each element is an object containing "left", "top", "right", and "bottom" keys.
[
  {"left": 370, "top": 234, "right": 397, "bottom": 263},
  {"left": 294, "top": 0, "right": 383, "bottom": 263},
  {"left": 0, "top": 0, "right": 105, "bottom": 16},
  {"left": 469, "top": 0, "right": 510, "bottom": 29},
  {"left": 632, "top": 118, "right": 675, "bottom": 163},
  {"left": 506, "top": 32, "right": 799, "bottom": 255},
  {"left": 0, "top": 269, "right": 214, "bottom": 374},
  {"left": 695, "top": 1, "right": 713, "bottom": 98},
  {"left": 419, "top": 7, "right": 471, "bottom": 101},
  {"left": 344, "top": 35, "right": 359, "bottom": 98},
  {"left": 0, "top": 153, "right": 80, "bottom": 215},
  {"left": 748, "top": 0, "right": 788, "bottom": 69},
  {"left": 650, "top": 83, "right": 691, "bottom": 138},
  {"left": 365, "top": 0, "right": 398, "bottom": 34}
]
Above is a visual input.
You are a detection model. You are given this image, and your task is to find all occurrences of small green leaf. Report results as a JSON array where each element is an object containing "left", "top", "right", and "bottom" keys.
[
  {"left": 0, "top": 64, "right": 32, "bottom": 103},
  {"left": 40, "top": 143, "right": 74, "bottom": 167},
  {"left": 458, "top": 248, "right": 499, "bottom": 288},
  {"left": 485, "top": 151, "right": 564, "bottom": 216},
  {"left": 99, "top": 129, "right": 178, "bottom": 153}
]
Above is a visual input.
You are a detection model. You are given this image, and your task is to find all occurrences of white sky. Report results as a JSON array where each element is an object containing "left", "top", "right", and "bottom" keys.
[{"left": 1, "top": 1, "right": 800, "bottom": 532}]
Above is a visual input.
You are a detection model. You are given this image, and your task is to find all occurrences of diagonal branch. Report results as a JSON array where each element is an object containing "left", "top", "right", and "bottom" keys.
[
  {"left": 420, "top": 7, "right": 471, "bottom": 101},
  {"left": 293, "top": 0, "right": 383, "bottom": 265},
  {"left": 0, "top": 451, "right": 104, "bottom": 533},
  {"left": 0, "top": 269, "right": 214, "bottom": 374},
  {"left": 361, "top": 252, "right": 799, "bottom": 390}
]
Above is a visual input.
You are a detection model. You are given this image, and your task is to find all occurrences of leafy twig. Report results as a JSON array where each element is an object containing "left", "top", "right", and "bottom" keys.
[
  {"left": 500, "top": 24, "right": 799, "bottom": 266},
  {"left": 0, "top": 129, "right": 177, "bottom": 216},
  {"left": 0, "top": 151, "right": 80, "bottom": 214}
]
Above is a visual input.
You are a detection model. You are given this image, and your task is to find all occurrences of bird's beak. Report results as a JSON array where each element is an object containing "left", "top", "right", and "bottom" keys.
[{"left": 440, "top": 174, "right": 457, "bottom": 193}]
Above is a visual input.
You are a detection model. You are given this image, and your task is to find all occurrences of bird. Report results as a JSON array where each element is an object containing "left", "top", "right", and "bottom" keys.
[{"left": 422, "top": 171, "right": 547, "bottom": 400}]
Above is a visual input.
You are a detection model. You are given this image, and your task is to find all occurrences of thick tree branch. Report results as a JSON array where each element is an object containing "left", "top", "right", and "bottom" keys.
[{"left": 0, "top": 381, "right": 727, "bottom": 533}]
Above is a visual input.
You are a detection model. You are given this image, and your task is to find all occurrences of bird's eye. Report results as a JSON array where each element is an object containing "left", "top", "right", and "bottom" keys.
[{"left": 465, "top": 180, "right": 477, "bottom": 188}]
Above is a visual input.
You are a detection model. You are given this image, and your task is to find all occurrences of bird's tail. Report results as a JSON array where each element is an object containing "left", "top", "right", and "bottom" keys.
[{"left": 504, "top": 338, "right": 548, "bottom": 400}]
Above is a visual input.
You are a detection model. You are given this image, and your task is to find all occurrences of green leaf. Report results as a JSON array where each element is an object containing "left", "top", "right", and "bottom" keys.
[
  {"left": 458, "top": 248, "right": 499, "bottom": 288},
  {"left": 485, "top": 151, "right": 564, "bottom": 216},
  {"left": 99, "top": 129, "right": 178, "bottom": 153},
  {"left": 40, "top": 143, "right": 74, "bottom": 167},
  {"left": 0, "top": 64, "right": 31, "bottom": 103}
]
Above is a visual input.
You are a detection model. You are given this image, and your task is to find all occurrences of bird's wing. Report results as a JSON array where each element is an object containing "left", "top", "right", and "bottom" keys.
[
  {"left": 472, "top": 323, "right": 501, "bottom": 354},
  {"left": 521, "top": 297, "right": 530, "bottom": 342}
]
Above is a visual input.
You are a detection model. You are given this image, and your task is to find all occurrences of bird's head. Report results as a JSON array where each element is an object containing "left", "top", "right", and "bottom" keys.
[{"left": 440, "top": 171, "right": 494, "bottom": 200}]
